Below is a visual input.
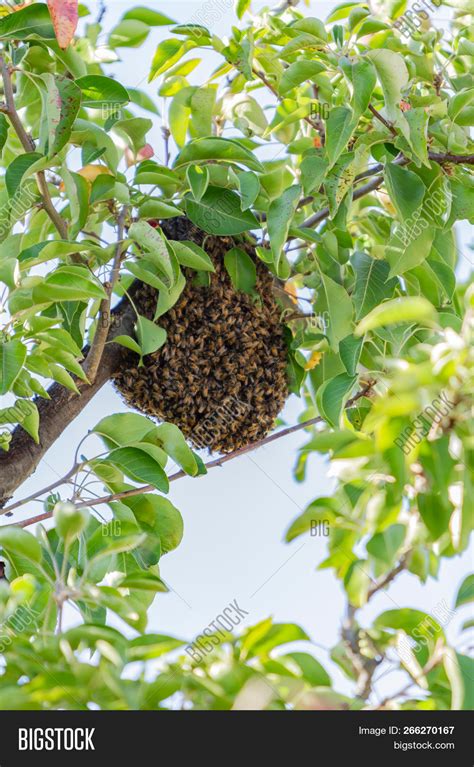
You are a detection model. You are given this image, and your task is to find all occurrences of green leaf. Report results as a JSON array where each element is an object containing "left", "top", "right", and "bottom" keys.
[
  {"left": 0, "top": 526, "right": 42, "bottom": 564},
  {"left": 227, "top": 94, "right": 268, "bottom": 138},
  {"left": 443, "top": 651, "right": 474, "bottom": 711},
  {"left": 129, "top": 221, "right": 179, "bottom": 288},
  {"left": 325, "top": 106, "right": 356, "bottom": 168},
  {"left": 186, "top": 165, "right": 209, "bottom": 201},
  {"left": 39, "top": 74, "right": 81, "bottom": 157},
  {"left": 119, "top": 572, "right": 167, "bottom": 592},
  {"left": 355, "top": 297, "right": 436, "bottom": 336},
  {"left": 185, "top": 187, "right": 258, "bottom": 236},
  {"left": 127, "top": 88, "right": 160, "bottom": 115},
  {"left": 244, "top": 623, "right": 310, "bottom": 658},
  {"left": 61, "top": 168, "right": 90, "bottom": 237},
  {"left": 149, "top": 38, "right": 196, "bottom": 80},
  {"left": 76, "top": 75, "right": 130, "bottom": 108},
  {"left": 292, "top": 17, "right": 327, "bottom": 40},
  {"left": 153, "top": 422, "right": 198, "bottom": 476},
  {"left": 107, "top": 447, "right": 169, "bottom": 491},
  {"left": 455, "top": 574, "right": 474, "bottom": 609},
  {"left": 267, "top": 184, "right": 301, "bottom": 275},
  {"left": 367, "top": 49, "right": 409, "bottom": 122},
  {"left": 109, "top": 19, "right": 150, "bottom": 48},
  {"left": 126, "top": 494, "right": 184, "bottom": 554},
  {"left": 6, "top": 153, "right": 43, "bottom": 198},
  {"left": 122, "top": 7, "right": 176, "bottom": 25},
  {"left": 154, "top": 272, "right": 186, "bottom": 319},
  {"left": 136, "top": 316, "right": 167, "bottom": 356},
  {"left": 48, "top": 363, "right": 80, "bottom": 394},
  {"left": 32, "top": 266, "right": 107, "bottom": 303},
  {"left": 352, "top": 252, "right": 397, "bottom": 320},
  {"left": 285, "top": 498, "right": 336, "bottom": 542},
  {"left": 113, "top": 335, "right": 143, "bottom": 356},
  {"left": 418, "top": 493, "right": 453, "bottom": 540},
  {"left": 404, "top": 107, "right": 429, "bottom": 166},
  {"left": 386, "top": 226, "right": 434, "bottom": 278},
  {"left": 384, "top": 164, "right": 426, "bottom": 220},
  {"left": 344, "top": 559, "right": 371, "bottom": 607},
  {"left": 0, "top": 340, "right": 27, "bottom": 395},
  {"left": 279, "top": 60, "right": 326, "bottom": 96},
  {"left": 0, "top": 4, "right": 54, "bottom": 41},
  {"left": 366, "top": 524, "right": 405, "bottom": 566},
  {"left": 174, "top": 137, "right": 264, "bottom": 173},
  {"left": 138, "top": 200, "right": 182, "bottom": 220},
  {"left": 235, "top": 170, "right": 260, "bottom": 211},
  {"left": 347, "top": 58, "right": 376, "bottom": 119},
  {"left": 114, "top": 117, "right": 152, "bottom": 153},
  {"left": 94, "top": 413, "right": 157, "bottom": 448},
  {"left": 224, "top": 247, "right": 257, "bottom": 293},
  {"left": 190, "top": 87, "right": 216, "bottom": 137},
  {"left": 316, "top": 373, "right": 356, "bottom": 427},
  {"left": 0, "top": 114, "right": 9, "bottom": 155},
  {"left": 300, "top": 155, "right": 328, "bottom": 196},
  {"left": 339, "top": 335, "right": 363, "bottom": 376},
  {"left": 169, "top": 240, "right": 215, "bottom": 272},
  {"left": 15, "top": 400, "right": 39, "bottom": 443},
  {"left": 236, "top": 0, "right": 251, "bottom": 19},
  {"left": 283, "top": 652, "right": 331, "bottom": 687},
  {"left": 128, "top": 634, "right": 185, "bottom": 661},
  {"left": 318, "top": 273, "right": 354, "bottom": 350},
  {"left": 19, "top": 240, "right": 102, "bottom": 268}
]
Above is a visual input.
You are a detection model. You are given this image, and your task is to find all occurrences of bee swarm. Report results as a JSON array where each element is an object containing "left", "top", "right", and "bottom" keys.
[{"left": 113, "top": 218, "right": 288, "bottom": 453}]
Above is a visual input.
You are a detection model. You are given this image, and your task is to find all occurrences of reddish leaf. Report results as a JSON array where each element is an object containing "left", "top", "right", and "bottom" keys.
[{"left": 47, "top": 0, "right": 78, "bottom": 49}]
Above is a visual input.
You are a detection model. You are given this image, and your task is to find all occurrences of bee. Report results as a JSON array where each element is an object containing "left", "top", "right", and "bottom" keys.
[{"left": 113, "top": 221, "right": 289, "bottom": 453}]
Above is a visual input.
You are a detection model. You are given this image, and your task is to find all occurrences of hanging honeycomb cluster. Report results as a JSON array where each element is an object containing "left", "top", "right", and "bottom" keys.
[{"left": 113, "top": 218, "right": 288, "bottom": 453}]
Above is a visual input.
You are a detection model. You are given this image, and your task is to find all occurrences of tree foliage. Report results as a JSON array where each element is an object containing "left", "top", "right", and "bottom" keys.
[{"left": 0, "top": 0, "right": 472, "bottom": 710}]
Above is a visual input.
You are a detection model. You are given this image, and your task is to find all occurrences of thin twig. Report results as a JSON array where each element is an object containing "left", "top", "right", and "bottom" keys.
[
  {"left": 368, "top": 103, "right": 397, "bottom": 136},
  {"left": 12, "top": 382, "right": 376, "bottom": 526},
  {"left": 299, "top": 174, "right": 384, "bottom": 230},
  {"left": 374, "top": 646, "right": 443, "bottom": 709},
  {"left": 83, "top": 206, "right": 128, "bottom": 383},
  {"left": 367, "top": 552, "right": 411, "bottom": 599},
  {"left": 96, "top": 0, "right": 106, "bottom": 24},
  {"left": 162, "top": 127, "right": 171, "bottom": 167},
  {"left": 292, "top": 151, "right": 472, "bottom": 225}
]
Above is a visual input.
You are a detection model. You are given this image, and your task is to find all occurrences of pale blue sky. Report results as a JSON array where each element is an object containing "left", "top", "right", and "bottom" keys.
[{"left": 5, "top": 0, "right": 473, "bottom": 704}]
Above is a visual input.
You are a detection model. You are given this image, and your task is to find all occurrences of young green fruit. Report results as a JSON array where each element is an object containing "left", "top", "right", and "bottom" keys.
[{"left": 53, "top": 501, "right": 89, "bottom": 542}]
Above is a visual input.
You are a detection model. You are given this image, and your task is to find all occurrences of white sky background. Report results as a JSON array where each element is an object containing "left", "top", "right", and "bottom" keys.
[{"left": 6, "top": 0, "right": 473, "bottom": 704}]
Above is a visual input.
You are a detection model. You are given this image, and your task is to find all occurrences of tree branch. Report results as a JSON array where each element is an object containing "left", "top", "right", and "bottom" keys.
[
  {"left": 367, "top": 552, "right": 411, "bottom": 600},
  {"left": 368, "top": 103, "right": 397, "bottom": 136},
  {"left": 83, "top": 206, "right": 128, "bottom": 384},
  {"left": 9, "top": 380, "right": 376, "bottom": 525},
  {"left": 0, "top": 296, "right": 136, "bottom": 509},
  {"left": 340, "top": 551, "right": 412, "bottom": 701},
  {"left": 293, "top": 150, "right": 472, "bottom": 233},
  {"left": 299, "top": 173, "right": 385, "bottom": 230}
]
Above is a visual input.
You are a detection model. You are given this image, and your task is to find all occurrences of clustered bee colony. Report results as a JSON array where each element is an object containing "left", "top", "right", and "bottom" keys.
[{"left": 113, "top": 218, "right": 289, "bottom": 453}]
